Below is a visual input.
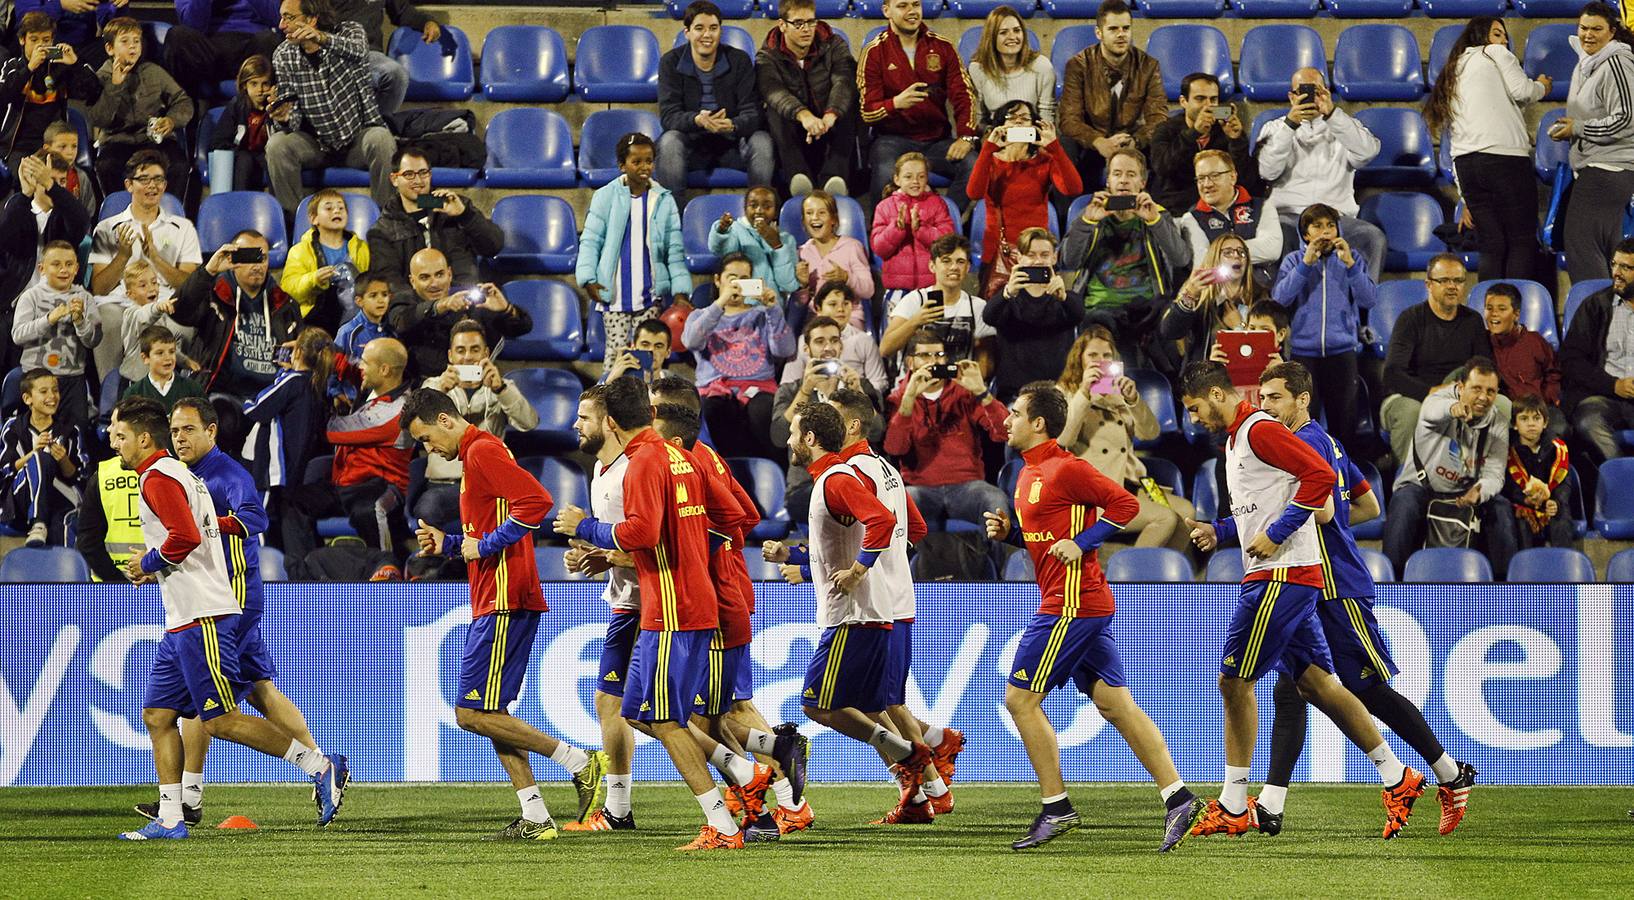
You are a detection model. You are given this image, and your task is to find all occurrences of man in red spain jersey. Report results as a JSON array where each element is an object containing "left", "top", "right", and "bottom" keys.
[
  {"left": 1177, "top": 361, "right": 1423, "bottom": 840},
  {"left": 980, "top": 383, "right": 1203, "bottom": 852},
  {"left": 553, "top": 377, "right": 747, "bottom": 852},
  {"left": 403, "top": 389, "right": 608, "bottom": 842}
]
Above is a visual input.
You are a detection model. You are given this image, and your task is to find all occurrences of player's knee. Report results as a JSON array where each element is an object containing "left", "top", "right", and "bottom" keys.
[
  {"left": 141, "top": 707, "right": 177, "bottom": 733},
  {"left": 801, "top": 705, "right": 828, "bottom": 726},
  {"left": 1003, "top": 687, "right": 1040, "bottom": 717},
  {"left": 1218, "top": 674, "right": 1251, "bottom": 699},
  {"left": 200, "top": 712, "right": 237, "bottom": 738},
  {"left": 454, "top": 706, "right": 489, "bottom": 733}
]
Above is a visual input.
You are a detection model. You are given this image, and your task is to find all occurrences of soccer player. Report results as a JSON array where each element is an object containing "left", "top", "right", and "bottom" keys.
[
  {"left": 981, "top": 382, "right": 1204, "bottom": 851},
  {"left": 552, "top": 377, "right": 748, "bottom": 852},
  {"left": 1176, "top": 361, "right": 1424, "bottom": 839},
  {"left": 403, "top": 389, "right": 608, "bottom": 842},
  {"left": 764, "top": 402, "right": 936, "bottom": 820},
  {"left": 111, "top": 398, "right": 346, "bottom": 840},
  {"left": 1254, "top": 363, "right": 1475, "bottom": 837},
  {"left": 133, "top": 398, "right": 331, "bottom": 827}
]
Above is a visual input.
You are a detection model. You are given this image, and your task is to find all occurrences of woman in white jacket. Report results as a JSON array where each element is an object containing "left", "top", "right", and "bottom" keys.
[
  {"left": 1425, "top": 17, "right": 1551, "bottom": 282},
  {"left": 1550, "top": 3, "right": 1634, "bottom": 283}
]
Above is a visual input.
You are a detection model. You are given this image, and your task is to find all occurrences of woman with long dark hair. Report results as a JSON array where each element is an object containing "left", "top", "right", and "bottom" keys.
[
  {"left": 1551, "top": 2, "right": 1634, "bottom": 282},
  {"left": 1425, "top": 17, "right": 1551, "bottom": 281},
  {"left": 966, "top": 99, "right": 1081, "bottom": 292}
]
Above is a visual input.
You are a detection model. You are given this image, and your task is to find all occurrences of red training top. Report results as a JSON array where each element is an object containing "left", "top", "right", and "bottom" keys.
[
  {"left": 459, "top": 427, "right": 552, "bottom": 616},
  {"left": 692, "top": 440, "right": 759, "bottom": 648},
  {"left": 615, "top": 429, "right": 721, "bottom": 633},
  {"left": 1013, "top": 440, "right": 1139, "bottom": 618}
]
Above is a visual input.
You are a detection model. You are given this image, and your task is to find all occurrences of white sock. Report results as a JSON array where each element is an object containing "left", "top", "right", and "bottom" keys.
[
  {"left": 771, "top": 777, "right": 795, "bottom": 809},
  {"left": 1258, "top": 784, "right": 1288, "bottom": 815},
  {"left": 909, "top": 786, "right": 927, "bottom": 803},
  {"left": 1221, "top": 765, "right": 1251, "bottom": 815},
  {"left": 1159, "top": 779, "right": 1185, "bottom": 804},
  {"left": 696, "top": 788, "right": 740, "bottom": 835},
  {"left": 1042, "top": 791, "right": 1069, "bottom": 805},
  {"left": 550, "top": 743, "right": 590, "bottom": 775},
  {"left": 285, "top": 740, "right": 326, "bottom": 777},
  {"left": 923, "top": 775, "right": 948, "bottom": 798},
  {"left": 1367, "top": 742, "right": 1407, "bottom": 786},
  {"left": 743, "top": 728, "right": 776, "bottom": 756},
  {"left": 157, "top": 783, "right": 183, "bottom": 827},
  {"left": 517, "top": 786, "right": 550, "bottom": 824},
  {"left": 709, "top": 746, "right": 756, "bottom": 786},
  {"left": 867, "top": 725, "right": 913, "bottom": 761},
  {"left": 181, "top": 771, "right": 205, "bottom": 807},
  {"left": 1430, "top": 752, "right": 1460, "bottom": 784},
  {"left": 605, "top": 774, "right": 632, "bottom": 817},
  {"left": 922, "top": 725, "right": 945, "bottom": 747}
]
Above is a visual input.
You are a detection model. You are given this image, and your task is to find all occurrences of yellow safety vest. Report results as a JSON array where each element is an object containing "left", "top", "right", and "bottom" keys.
[{"left": 95, "top": 456, "right": 144, "bottom": 581}]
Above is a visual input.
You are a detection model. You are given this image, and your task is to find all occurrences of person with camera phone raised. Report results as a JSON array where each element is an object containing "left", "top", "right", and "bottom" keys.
[
  {"left": 1148, "top": 73, "right": 1254, "bottom": 213},
  {"left": 172, "top": 232, "right": 300, "bottom": 409},
  {"left": 880, "top": 234, "right": 997, "bottom": 376},
  {"left": 681, "top": 252, "right": 795, "bottom": 460},
  {"left": 370, "top": 146, "right": 504, "bottom": 295},
  {"left": 984, "top": 227, "right": 1082, "bottom": 403},
  {"left": 967, "top": 99, "right": 1081, "bottom": 294},
  {"left": 0, "top": 12, "right": 102, "bottom": 179}
]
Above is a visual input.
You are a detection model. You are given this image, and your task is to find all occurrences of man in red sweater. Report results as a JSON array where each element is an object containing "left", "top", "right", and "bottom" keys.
[
  {"left": 858, "top": 0, "right": 980, "bottom": 207},
  {"left": 883, "top": 328, "right": 1009, "bottom": 530}
]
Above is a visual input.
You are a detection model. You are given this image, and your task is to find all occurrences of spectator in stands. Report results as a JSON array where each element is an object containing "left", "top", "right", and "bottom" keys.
[
  {"left": 77, "top": 406, "right": 143, "bottom": 581},
  {"left": 795, "top": 190, "right": 873, "bottom": 325},
  {"left": 12, "top": 240, "right": 98, "bottom": 427},
  {"left": 387, "top": 247, "right": 532, "bottom": 379},
  {"left": 1057, "top": 0, "right": 1167, "bottom": 193},
  {"left": 0, "top": 12, "right": 101, "bottom": 173},
  {"left": 266, "top": 0, "right": 398, "bottom": 214},
  {"left": 1063, "top": 148, "right": 1185, "bottom": 368},
  {"left": 171, "top": 230, "right": 301, "bottom": 406},
  {"left": 1056, "top": 326, "right": 1196, "bottom": 552},
  {"left": 282, "top": 189, "right": 370, "bottom": 333},
  {"left": 117, "top": 259, "right": 198, "bottom": 385},
  {"left": 1484, "top": 281, "right": 1564, "bottom": 433},
  {"left": 280, "top": 335, "right": 413, "bottom": 562},
  {"left": 780, "top": 283, "right": 887, "bottom": 393},
  {"left": 682, "top": 251, "right": 794, "bottom": 459},
  {"left": 984, "top": 226, "right": 1082, "bottom": 403},
  {"left": 208, "top": 54, "right": 276, "bottom": 192},
  {"left": 1550, "top": 3, "right": 1634, "bottom": 283},
  {"left": 88, "top": 149, "right": 202, "bottom": 301},
  {"left": 1383, "top": 357, "right": 1517, "bottom": 580},
  {"left": 413, "top": 318, "right": 540, "bottom": 530},
  {"left": 1424, "top": 17, "right": 1550, "bottom": 283},
  {"left": 772, "top": 316, "right": 886, "bottom": 521},
  {"left": 871, "top": 151, "right": 956, "bottom": 312},
  {"left": 1380, "top": 254, "right": 1493, "bottom": 469},
  {"left": 1178, "top": 149, "right": 1282, "bottom": 277},
  {"left": 967, "top": 101, "right": 1081, "bottom": 290},
  {"left": 755, "top": 0, "right": 856, "bottom": 198},
  {"left": 1148, "top": 73, "right": 1251, "bottom": 213},
  {"left": 329, "top": 0, "right": 440, "bottom": 116},
  {"left": 1271, "top": 202, "right": 1377, "bottom": 456},
  {"left": 603, "top": 317, "right": 675, "bottom": 385},
  {"left": 86, "top": 17, "right": 194, "bottom": 197},
  {"left": 967, "top": 5, "right": 1055, "bottom": 127},
  {"left": 18, "top": 0, "right": 114, "bottom": 65},
  {"left": 883, "top": 326, "right": 1009, "bottom": 529},
  {"left": 121, "top": 325, "right": 206, "bottom": 413},
  {"left": 1246, "top": 299, "right": 1291, "bottom": 366},
  {"left": 1561, "top": 239, "right": 1634, "bottom": 468},
  {"left": 336, "top": 272, "right": 394, "bottom": 363},
  {"left": 1256, "top": 67, "right": 1387, "bottom": 283},
  {"left": 40, "top": 120, "right": 97, "bottom": 214},
  {"left": 656, "top": 0, "right": 774, "bottom": 203},
  {"left": 1504, "top": 394, "right": 1576, "bottom": 550},
  {"left": 880, "top": 234, "right": 996, "bottom": 372},
  {"left": 576, "top": 132, "right": 689, "bottom": 365},
  {"left": 370, "top": 145, "right": 501, "bottom": 293},
  {"left": 0, "top": 153, "right": 91, "bottom": 368},
  {"left": 0, "top": 368, "right": 86, "bottom": 548},
  {"left": 164, "top": 0, "right": 282, "bottom": 104},
  {"left": 708, "top": 184, "right": 799, "bottom": 297},
  {"left": 859, "top": 0, "right": 980, "bottom": 207},
  {"left": 1161, "top": 232, "right": 1258, "bottom": 370},
  {"left": 242, "top": 326, "right": 332, "bottom": 516}
]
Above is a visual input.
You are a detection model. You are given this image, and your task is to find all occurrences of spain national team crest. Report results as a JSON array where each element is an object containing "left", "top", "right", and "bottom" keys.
[
  {"left": 1028, "top": 479, "right": 1042, "bottom": 505},
  {"left": 925, "top": 52, "right": 941, "bottom": 72}
]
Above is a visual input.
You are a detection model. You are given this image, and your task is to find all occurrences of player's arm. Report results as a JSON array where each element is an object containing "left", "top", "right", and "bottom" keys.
[
  {"left": 138, "top": 473, "right": 202, "bottom": 573},
  {"left": 1348, "top": 451, "right": 1381, "bottom": 524},
  {"left": 1059, "top": 459, "right": 1140, "bottom": 552},
  {"left": 474, "top": 446, "right": 555, "bottom": 557},
  {"left": 217, "top": 472, "right": 268, "bottom": 538},
  {"left": 825, "top": 470, "right": 896, "bottom": 569},
  {"left": 905, "top": 491, "right": 928, "bottom": 546},
  {"left": 576, "top": 451, "right": 661, "bottom": 551},
  {"left": 1247, "top": 419, "right": 1336, "bottom": 543}
]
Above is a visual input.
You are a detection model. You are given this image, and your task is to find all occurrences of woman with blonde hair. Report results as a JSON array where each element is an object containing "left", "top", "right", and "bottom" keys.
[
  {"left": 967, "top": 6, "right": 1055, "bottom": 125},
  {"left": 1158, "top": 232, "right": 1257, "bottom": 368}
]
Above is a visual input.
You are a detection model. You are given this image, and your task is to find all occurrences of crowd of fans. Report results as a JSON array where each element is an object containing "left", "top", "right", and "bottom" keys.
[{"left": 0, "top": 0, "right": 1622, "bottom": 584}]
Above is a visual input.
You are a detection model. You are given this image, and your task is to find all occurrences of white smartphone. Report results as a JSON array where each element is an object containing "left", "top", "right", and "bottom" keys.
[
  {"left": 454, "top": 364, "right": 483, "bottom": 383},
  {"left": 735, "top": 278, "right": 764, "bottom": 299},
  {"left": 1006, "top": 126, "right": 1038, "bottom": 144}
]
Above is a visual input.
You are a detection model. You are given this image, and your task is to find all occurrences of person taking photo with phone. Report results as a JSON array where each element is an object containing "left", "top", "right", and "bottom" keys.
[
  {"left": 983, "top": 228, "right": 1082, "bottom": 403},
  {"left": 772, "top": 313, "right": 886, "bottom": 522},
  {"left": 369, "top": 144, "right": 503, "bottom": 294},
  {"left": 682, "top": 251, "right": 795, "bottom": 460},
  {"left": 880, "top": 234, "right": 997, "bottom": 376},
  {"left": 1148, "top": 73, "right": 1255, "bottom": 213},
  {"left": 966, "top": 99, "right": 1081, "bottom": 294},
  {"left": 1161, "top": 232, "right": 1260, "bottom": 371},
  {"left": 386, "top": 247, "right": 532, "bottom": 381},
  {"left": 172, "top": 231, "right": 300, "bottom": 406}
]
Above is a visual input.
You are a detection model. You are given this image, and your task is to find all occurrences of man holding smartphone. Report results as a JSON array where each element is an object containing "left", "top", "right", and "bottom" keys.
[
  {"left": 386, "top": 247, "right": 533, "bottom": 380},
  {"left": 879, "top": 234, "right": 996, "bottom": 374},
  {"left": 1148, "top": 73, "right": 1255, "bottom": 212},
  {"left": 369, "top": 145, "right": 504, "bottom": 295},
  {"left": 603, "top": 319, "right": 674, "bottom": 385},
  {"left": 171, "top": 232, "right": 301, "bottom": 409},
  {"left": 984, "top": 228, "right": 1082, "bottom": 403}
]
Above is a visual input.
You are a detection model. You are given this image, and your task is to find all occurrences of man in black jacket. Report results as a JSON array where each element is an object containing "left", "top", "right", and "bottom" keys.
[
  {"left": 655, "top": 0, "right": 773, "bottom": 206},
  {"left": 982, "top": 228, "right": 1084, "bottom": 403},
  {"left": 0, "top": 153, "right": 91, "bottom": 370},
  {"left": 1563, "top": 239, "right": 1634, "bottom": 468},
  {"left": 755, "top": 0, "right": 856, "bottom": 198},
  {"left": 385, "top": 247, "right": 532, "bottom": 379},
  {"left": 1146, "top": 72, "right": 1254, "bottom": 213},
  {"left": 368, "top": 144, "right": 503, "bottom": 294}
]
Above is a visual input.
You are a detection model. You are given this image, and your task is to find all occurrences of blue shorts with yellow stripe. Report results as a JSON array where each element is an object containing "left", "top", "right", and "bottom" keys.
[
  {"left": 596, "top": 612, "right": 641, "bottom": 698},
  {"left": 235, "top": 609, "right": 278, "bottom": 684},
  {"left": 801, "top": 623, "right": 890, "bottom": 713},
  {"left": 1315, "top": 596, "right": 1398, "bottom": 692},
  {"left": 696, "top": 643, "right": 751, "bottom": 717},
  {"left": 1008, "top": 612, "right": 1127, "bottom": 695},
  {"left": 456, "top": 610, "right": 541, "bottom": 711},
  {"left": 881, "top": 619, "right": 913, "bottom": 707},
  {"left": 622, "top": 628, "right": 713, "bottom": 723},
  {"left": 1220, "top": 580, "right": 1331, "bottom": 682},
  {"left": 143, "top": 614, "right": 249, "bottom": 721}
]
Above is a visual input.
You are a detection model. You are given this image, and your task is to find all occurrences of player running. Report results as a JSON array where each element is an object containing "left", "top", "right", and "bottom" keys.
[
  {"left": 403, "top": 389, "right": 607, "bottom": 842},
  {"left": 982, "top": 382, "right": 1204, "bottom": 851},
  {"left": 1177, "top": 361, "right": 1424, "bottom": 840},
  {"left": 1254, "top": 363, "right": 1475, "bottom": 837},
  {"left": 111, "top": 398, "right": 347, "bottom": 840}
]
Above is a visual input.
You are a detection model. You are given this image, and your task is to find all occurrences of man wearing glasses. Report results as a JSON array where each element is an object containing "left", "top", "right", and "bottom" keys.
[
  {"left": 369, "top": 145, "right": 503, "bottom": 294},
  {"left": 1178, "top": 150, "right": 1282, "bottom": 283},
  {"left": 754, "top": 0, "right": 857, "bottom": 199},
  {"left": 90, "top": 149, "right": 203, "bottom": 304},
  {"left": 1147, "top": 73, "right": 1254, "bottom": 214}
]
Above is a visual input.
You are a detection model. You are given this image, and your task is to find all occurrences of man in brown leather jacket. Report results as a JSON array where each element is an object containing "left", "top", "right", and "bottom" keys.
[{"left": 1057, "top": 0, "right": 1168, "bottom": 192}]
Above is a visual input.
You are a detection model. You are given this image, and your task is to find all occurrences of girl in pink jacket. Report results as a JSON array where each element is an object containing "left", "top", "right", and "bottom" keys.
[{"left": 870, "top": 152, "right": 955, "bottom": 314}]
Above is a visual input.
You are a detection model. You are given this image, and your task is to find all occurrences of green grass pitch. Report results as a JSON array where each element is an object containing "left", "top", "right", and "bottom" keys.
[{"left": 3, "top": 783, "right": 1631, "bottom": 897}]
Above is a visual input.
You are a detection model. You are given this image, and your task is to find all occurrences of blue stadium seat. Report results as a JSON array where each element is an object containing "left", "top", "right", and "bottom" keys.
[
  {"left": 1238, "top": 25, "right": 1324, "bottom": 102},
  {"left": 197, "top": 191, "right": 288, "bottom": 268},
  {"left": 1351, "top": 459, "right": 1387, "bottom": 540},
  {"left": 1507, "top": 546, "right": 1595, "bottom": 583},
  {"left": 1609, "top": 547, "right": 1634, "bottom": 582},
  {"left": 499, "top": 281, "right": 584, "bottom": 361},
  {"left": 1105, "top": 547, "right": 1193, "bottom": 582},
  {"left": 301, "top": 456, "right": 357, "bottom": 538},
  {"left": 98, "top": 191, "right": 185, "bottom": 220},
  {"left": 1354, "top": 109, "right": 1437, "bottom": 187},
  {"left": 508, "top": 370, "right": 583, "bottom": 451},
  {"left": 193, "top": 105, "right": 227, "bottom": 181},
  {"left": 779, "top": 194, "right": 869, "bottom": 245},
  {"left": 534, "top": 545, "right": 572, "bottom": 580},
  {"left": 484, "top": 108, "right": 577, "bottom": 189},
  {"left": 1136, "top": 0, "right": 1226, "bottom": 17},
  {"left": 668, "top": 0, "right": 756, "bottom": 16},
  {"left": 388, "top": 25, "right": 475, "bottom": 101},
  {"left": 1564, "top": 278, "right": 1610, "bottom": 336},
  {"left": 291, "top": 192, "right": 379, "bottom": 243},
  {"left": 742, "top": 546, "right": 784, "bottom": 581},
  {"left": 1534, "top": 108, "right": 1569, "bottom": 183},
  {"left": 1231, "top": 0, "right": 1318, "bottom": 15},
  {"left": 1597, "top": 458, "right": 1634, "bottom": 538},
  {"left": 1324, "top": 0, "right": 1410, "bottom": 16},
  {"left": 728, "top": 457, "right": 793, "bottom": 541},
  {"left": 0, "top": 367, "right": 21, "bottom": 416},
  {"left": 577, "top": 109, "right": 662, "bottom": 187},
  {"left": 997, "top": 458, "right": 1024, "bottom": 505},
  {"left": 1203, "top": 551, "right": 1244, "bottom": 582},
  {"left": 1051, "top": 25, "right": 1098, "bottom": 94},
  {"left": 488, "top": 196, "right": 578, "bottom": 274},
  {"left": 1420, "top": 0, "right": 1507, "bottom": 15},
  {"left": 1003, "top": 549, "right": 1036, "bottom": 581},
  {"left": 682, "top": 193, "right": 746, "bottom": 273},
  {"left": 1042, "top": 0, "right": 1098, "bottom": 15},
  {"left": 1361, "top": 548, "right": 1395, "bottom": 584},
  {"left": 581, "top": 308, "right": 606, "bottom": 363},
  {"left": 481, "top": 25, "right": 571, "bottom": 102},
  {"left": 1469, "top": 280, "right": 1558, "bottom": 348},
  {"left": 959, "top": 25, "right": 1039, "bottom": 63},
  {"left": 856, "top": 0, "right": 943, "bottom": 16},
  {"left": 671, "top": 26, "right": 756, "bottom": 57},
  {"left": 1567, "top": 465, "right": 1588, "bottom": 538},
  {"left": 1192, "top": 458, "right": 1218, "bottom": 520},
  {"left": 1366, "top": 277, "right": 1427, "bottom": 354},
  {"left": 576, "top": 26, "right": 661, "bottom": 102},
  {"left": 1248, "top": 108, "right": 1283, "bottom": 154},
  {"left": 764, "top": 0, "right": 852, "bottom": 15},
  {"left": 259, "top": 546, "right": 286, "bottom": 582},
  {"left": 1143, "top": 457, "right": 1186, "bottom": 498},
  {"left": 64, "top": 108, "right": 93, "bottom": 171},
  {"left": 1523, "top": 24, "right": 1574, "bottom": 101},
  {"left": 1145, "top": 25, "right": 1233, "bottom": 100},
  {"left": 1426, "top": 25, "right": 1462, "bottom": 88},
  {"left": 1333, "top": 26, "right": 1424, "bottom": 101},
  {"left": 0, "top": 547, "right": 89, "bottom": 583},
  {"left": 1403, "top": 547, "right": 1493, "bottom": 582},
  {"left": 951, "top": 0, "right": 1033, "bottom": 16},
  {"left": 1514, "top": 0, "right": 1583, "bottom": 16},
  {"left": 1128, "top": 368, "right": 1180, "bottom": 448},
  {"left": 519, "top": 456, "right": 590, "bottom": 530},
  {"left": 1358, "top": 192, "right": 1444, "bottom": 271}
]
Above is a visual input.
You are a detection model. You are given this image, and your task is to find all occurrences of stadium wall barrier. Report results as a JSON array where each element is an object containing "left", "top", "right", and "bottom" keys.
[{"left": 2, "top": 583, "right": 1630, "bottom": 787}]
